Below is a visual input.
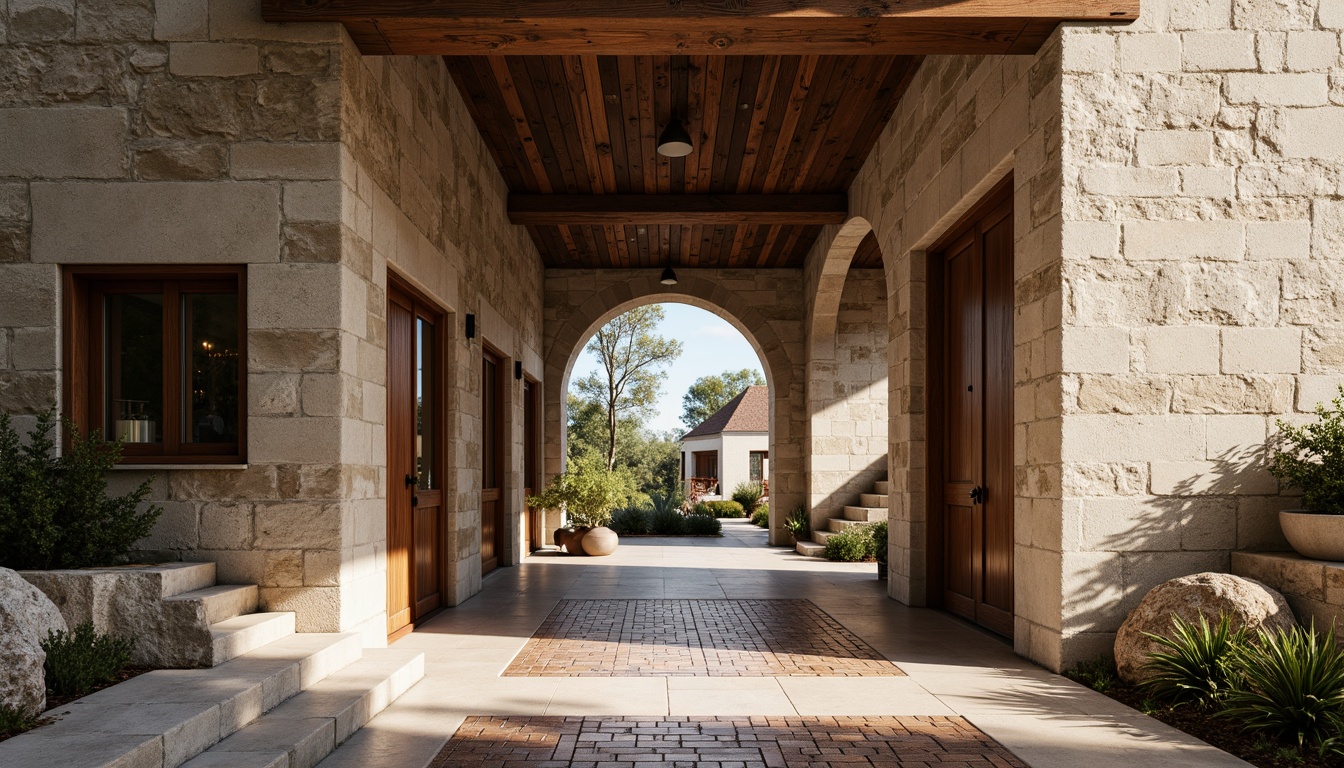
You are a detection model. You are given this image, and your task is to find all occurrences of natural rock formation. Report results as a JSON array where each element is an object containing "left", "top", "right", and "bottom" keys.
[
  {"left": 1115, "top": 572, "right": 1296, "bottom": 683},
  {"left": 581, "top": 527, "right": 619, "bottom": 557},
  {"left": 0, "top": 567, "right": 67, "bottom": 715}
]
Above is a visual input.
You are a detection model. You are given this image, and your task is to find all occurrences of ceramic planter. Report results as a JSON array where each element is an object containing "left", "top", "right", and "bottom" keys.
[{"left": 1279, "top": 510, "right": 1344, "bottom": 561}]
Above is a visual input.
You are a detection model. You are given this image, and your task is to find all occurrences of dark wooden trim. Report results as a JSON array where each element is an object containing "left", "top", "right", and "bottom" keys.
[
  {"left": 262, "top": 0, "right": 1137, "bottom": 56},
  {"left": 928, "top": 175, "right": 1015, "bottom": 256},
  {"left": 63, "top": 266, "right": 246, "bottom": 465},
  {"left": 507, "top": 194, "right": 849, "bottom": 226}
]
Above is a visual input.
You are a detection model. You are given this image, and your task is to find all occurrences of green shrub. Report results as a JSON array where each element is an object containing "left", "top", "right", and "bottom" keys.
[
  {"left": 1143, "top": 613, "right": 1244, "bottom": 706},
  {"left": 1223, "top": 621, "right": 1344, "bottom": 749},
  {"left": 871, "top": 520, "right": 888, "bottom": 565},
  {"left": 649, "top": 508, "right": 688, "bottom": 536},
  {"left": 649, "top": 490, "right": 683, "bottom": 517},
  {"left": 824, "top": 525, "right": 877, "bottom": 561},
  {"left": 783, "top": 506, "right": 810, "bottom": 540},
  {"left": 730, "top": 482, "right": 764, "bottom": 513},
  {"left": 0, "top": 412, "right": 162, "bottom": 570},
  {"left": 684, "top": 514, "right": 722, "bottom": 536},
  {"left": 528, "top": 454, "right": 637, "bottom": 528},
  {"left": 1269, "top": 385, "right": 1344, "bottom": 514},
  {"left": 1067, "top": 657, "right": 1118, "bottom": 694},
  {"left": 42, "top": 622, "right": 135, "bottom": 697},
  {"left": 609, "top": 506, "right": 650, "bottom": 536},
  {"left": 694, "top": 500, "right": 745, "bottom": 518},
  {"left": 750, "top": 505, "right": 770, "bottom": 528},
  {"left": 0, "top": 703, "right": 38, "bottom": 738}
]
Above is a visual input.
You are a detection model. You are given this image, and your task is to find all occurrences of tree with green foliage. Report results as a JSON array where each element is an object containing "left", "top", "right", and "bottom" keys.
[
  {"left": 527, "top": 453, "right": 638, "bottom": 528},
  {"left": 573, "top": 306, "right": 682, "bottom": 470},
  {"left": 681, "top": 368, "right": 766, "bottom": 430}
]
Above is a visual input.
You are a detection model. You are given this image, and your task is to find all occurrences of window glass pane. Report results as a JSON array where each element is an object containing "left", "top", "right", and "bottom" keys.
[
  {"left": 416, "top": 317, "right": 436, "bottom": 489},
  {"left": 105, "top": 293, "right": 164, "bottom": 444},
  {"left": 750, "top": 452, "right": 763, "bottom": 482},
  {"left": 483, "top": 357, "right": 498, "bottom": 489},
  {"left": 183, "top": 292, "right": 240, "bottom": 445}
]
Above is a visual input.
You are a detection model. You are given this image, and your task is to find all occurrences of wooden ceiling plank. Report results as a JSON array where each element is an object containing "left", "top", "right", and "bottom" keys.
[
  {"left": 683, "top": 56, "right": 706, "bottom": 194},
  {"left": 693, "top": 56, "right": 724, "bottom": 194},
  {"left": 743, "top": 55, "right": 798, "bottom": 193},
  {"left": 653, "top": 56, "right": 673, "bottom": 195},
  {"left": 596, "top": 57, "right": 633, "bottom": 193},
  {"left": 636, "top": 55, "right": 659, "bottom": 195},
  {"left": 616, "top": 56, "right": 646, "bottom": 194},
  {"left": 558, "top": 56, "right": 606, "bottom": 193},
  {"left": 720, "top": 56, "right": 765, "bottom": 192},
  {"left": 484, "top": 57, "right": 554, "bottom": 194},
  {"left": 788, "top": 55, "right": 858, "bottom": 193},
  {"left": 798, "top": 55, "right": 883, "bottom": 192},
  {"left": 759, "top": 54, "right": 823, "bottom": 193},
  {"left": 577, "top": 55, "right": 620, "bottom": 193},
  {"left": 445, "top": 59, "right": 537, "bottom": 191},
  {"left": 730, "top": 56, "right": 781, "bottom": 193},
  {"left": 526, "top": 56, "right": 586, "bottom": 194}
]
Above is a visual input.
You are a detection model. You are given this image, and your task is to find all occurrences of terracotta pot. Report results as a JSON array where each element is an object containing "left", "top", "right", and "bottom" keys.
[
  {"left": 582, "top": 526, "right": 619, "bottom": 556},
  {"left": 1279, "top": 510, "right": 1344, "bottom": 561}
]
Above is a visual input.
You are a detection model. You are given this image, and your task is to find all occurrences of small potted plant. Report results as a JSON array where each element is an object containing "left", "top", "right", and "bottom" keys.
[
  {"left": 783, "top": 505, "right": 810, "bottom": 545},
  {"left": 1269, "top": 386, "right": 1344, "bottom": 561},
  {"left": 872, "top": 520, "right": 888, "bottom": 580}
]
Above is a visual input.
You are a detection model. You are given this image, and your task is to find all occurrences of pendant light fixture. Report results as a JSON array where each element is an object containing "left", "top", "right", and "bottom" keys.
[
  {"left": 660, "top": 261, "right": 678, "bottom": 285},
  {"left": 656, "top": 116, "right": 693, "bottom": 158}
]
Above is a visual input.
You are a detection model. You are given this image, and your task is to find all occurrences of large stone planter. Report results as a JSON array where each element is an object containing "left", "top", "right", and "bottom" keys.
[
  {"left": 1279, "top": 510, "right": 1344, "bottom": 561},
  {"left": 581, "top": 527, "right": 618, "bottom": 556}
]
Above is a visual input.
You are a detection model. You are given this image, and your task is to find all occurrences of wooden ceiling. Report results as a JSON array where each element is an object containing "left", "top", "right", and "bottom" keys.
[
  {"left": 448, "top": 55, "right": 918, "bottom": 268},
  {"left": 853, "top": 231, "right": 882, "bottom": 269}
]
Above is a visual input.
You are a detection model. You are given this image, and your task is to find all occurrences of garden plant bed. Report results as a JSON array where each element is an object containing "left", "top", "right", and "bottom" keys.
[{"left": 1077, "top": 677, "right": 1336, "bottom": 768}]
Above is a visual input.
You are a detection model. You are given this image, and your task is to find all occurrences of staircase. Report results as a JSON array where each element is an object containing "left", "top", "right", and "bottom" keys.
[
  {"left": 0, "top": 563, "right": 425, "bottom": 768},
  {"left": 796, "top": 479, "right": 888, "bottom": 558}
]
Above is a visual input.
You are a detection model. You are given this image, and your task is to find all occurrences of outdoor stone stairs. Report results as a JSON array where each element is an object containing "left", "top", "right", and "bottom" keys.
[
  {"left": 796, "top": 479, "right": 889, "bottom": 558},
  {"left": 0, "top": 562, "right": 426, "bottom": 768}
]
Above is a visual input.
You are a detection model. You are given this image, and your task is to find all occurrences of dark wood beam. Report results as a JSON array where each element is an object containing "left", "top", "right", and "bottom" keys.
[
  {"left": 507, "top": 194, "right": 849, "bottom": 226},
  {"left": 260, "top": 0, "right": 1138, "bottom": 56}
]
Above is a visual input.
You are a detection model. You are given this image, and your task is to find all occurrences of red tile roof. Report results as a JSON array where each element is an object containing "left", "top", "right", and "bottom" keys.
[{"left": 682, "top": 385, "right": 769, "bottom": 439}]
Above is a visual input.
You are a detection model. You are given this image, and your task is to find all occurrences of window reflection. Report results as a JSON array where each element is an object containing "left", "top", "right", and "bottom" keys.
[
  {"left": 105, "top": 293, "right": 164, "bottom": 444},
  {"left": 184, "top": 293, "right": 239, "bottom": 444},
  {"left": 416, "top": 317, "right": 436, "bottom": 489}
]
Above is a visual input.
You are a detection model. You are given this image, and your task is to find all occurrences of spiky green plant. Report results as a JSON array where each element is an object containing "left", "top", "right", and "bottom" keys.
[
  {"left": 1222, "top": 621, "right": 1344, "bottom": 749},
  {"left": 1142, "top": 613, "right": 1244, "bottom": 706},
  {"left": 783, "top": 506, "right": 810, "bottom": 540}
]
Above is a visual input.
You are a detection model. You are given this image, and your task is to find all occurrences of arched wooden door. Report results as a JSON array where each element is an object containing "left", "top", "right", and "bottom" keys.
[
  {"left": 387, "top": 279, "right": 444, "bottom": 641},
  {"left": 929, "top": 181, "right": 1014, "bottom": 639}
]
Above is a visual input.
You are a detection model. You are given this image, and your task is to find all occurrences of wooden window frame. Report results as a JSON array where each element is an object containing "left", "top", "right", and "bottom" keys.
[{"left": 64, "top": 266, "right": 247, "bottom": 465}]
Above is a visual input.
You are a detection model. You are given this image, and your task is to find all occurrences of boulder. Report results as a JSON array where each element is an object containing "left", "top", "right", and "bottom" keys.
[
  {"left": 1114, "top": 572, "right": 1295, "bottom": 683},
  {"left": 0, "top": 567, "right": 68, "bottom": 715},
  {"left": 581, "top": 527, "right": 619, "bottom": 557}
]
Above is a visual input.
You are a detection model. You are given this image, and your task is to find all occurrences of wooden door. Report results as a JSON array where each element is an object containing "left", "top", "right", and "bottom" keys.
[
  {"left": 932, "top": 183, "right": 1014, "bottom": 639},
  {"left": 481, "top": 350, "right": 505, "bottom": 574},
  {"left": 523, "top": 379, "right": 540, "bottom": 553},
  {"left": 387, "top": 281, "right": 444, "bottom": 640}
]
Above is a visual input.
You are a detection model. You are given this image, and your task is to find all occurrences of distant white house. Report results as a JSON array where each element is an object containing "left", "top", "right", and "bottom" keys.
[{"left": 680, "top": 385, "right": 769, "bottom": 501}]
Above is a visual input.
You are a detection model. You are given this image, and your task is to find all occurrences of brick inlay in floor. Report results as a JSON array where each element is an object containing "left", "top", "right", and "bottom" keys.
[
  {"left": 430, "top": 716, "right": 1026, "bottom": 768},
  {"left": 504, "top": 599, "right": 903, "bottom": 676}
]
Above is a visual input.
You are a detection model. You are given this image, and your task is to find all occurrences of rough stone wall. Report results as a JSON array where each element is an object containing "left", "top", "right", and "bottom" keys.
[
  {"left": 542, "top": 269, "right": 805, "bottom": 544},
  {"left": 837, "top": 34, "right": 1067, "bottom": 669},
  {"left": 0, "top": 0, "right": 544, "bottom": 641},
  {"left": 1054, "top": 0, "right": 1344, "bottom": 665},
  {"left": 338, "top": 40, "right": 545, "bottom": 608}
]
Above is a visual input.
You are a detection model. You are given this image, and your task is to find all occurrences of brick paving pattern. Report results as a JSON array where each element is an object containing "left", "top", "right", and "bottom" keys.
[
  {"left": 430, "top": 716, "right": 1027, "bottom": 768},
  {"left": 504, "top": 599, "right": 903, "bottom": 677}
]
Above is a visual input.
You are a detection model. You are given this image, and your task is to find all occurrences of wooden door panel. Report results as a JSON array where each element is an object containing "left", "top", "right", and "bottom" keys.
[
  {"left": 482, "top": 352, "right": 504, "bottom": 576},
  {"left": 386, "top": 297, "right": 414, "bottom": 637},
  {"left": 981, "top": 211, "right": 1015, "bottom": 623},
  {"left": 414, "top": 489, "right": 442, "bottom": 616}
]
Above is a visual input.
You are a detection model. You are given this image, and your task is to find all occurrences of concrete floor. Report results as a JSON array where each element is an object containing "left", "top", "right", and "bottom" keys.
[{"left": 316, "top": 520, "right": 1250, "bottom": 767}]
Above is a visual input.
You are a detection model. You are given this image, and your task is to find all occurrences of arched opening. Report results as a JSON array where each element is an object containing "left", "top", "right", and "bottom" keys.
[
  {"left": 543, "top": 271, "right": 805, "bottom": 546},
  {"left": 804, "top": 219, "right": 891, "bottom": 550}
]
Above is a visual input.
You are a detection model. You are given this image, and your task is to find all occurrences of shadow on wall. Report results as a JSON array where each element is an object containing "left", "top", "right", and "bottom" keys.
[{"left": 1068, "top": 442, "right": 1290, "bottom": 652}]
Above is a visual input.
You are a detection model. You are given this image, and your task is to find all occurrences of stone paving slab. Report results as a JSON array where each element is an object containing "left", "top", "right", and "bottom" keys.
[
  {"left": 504, "top": 599, "right": 904, "bottom": 677},
  {"left": 428, "top": 715, "right": 1026, "bottom": 768}
]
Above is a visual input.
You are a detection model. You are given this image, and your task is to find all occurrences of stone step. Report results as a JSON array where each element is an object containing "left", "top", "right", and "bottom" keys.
[
  {"left": 182, "top": 649, "right": 425, "bottom": 768},
  {"left": 859, "top": 493, "right": 888, "bottom": 508},
  {"left": 212, "top": 612, "right": 297, "bottom": 666},
  {"left": 167, "top": 584, "right": 260, "bottom": 625},
  {"left": 827, "top": 517, "right": 871, "bottom": 533},
  {"left": 0, "top": 632, "right": 364, "bottom": 768},
  {"left": 873, "top": 480, "right": 890, "bottom": 495},
  {"left": 811, "top": 530, "right": 837, "bottom": 545},
  {"left": 842, "top": 506, "right": 886, "bottom": 523},
  {"left": 795, "top": 540, "right": 826, "bottom": 558}
]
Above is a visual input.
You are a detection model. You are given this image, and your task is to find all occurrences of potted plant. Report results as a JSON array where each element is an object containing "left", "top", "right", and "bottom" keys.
[
  {"left": 783, "top": 505, "right": 810, "bottom": 545},
  {"left": 1269, "top": 386, "right": 1344, "bottom": 561}
]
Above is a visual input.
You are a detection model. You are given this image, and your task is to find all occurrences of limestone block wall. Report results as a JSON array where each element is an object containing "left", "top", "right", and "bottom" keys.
[
  {"left": 0, "top": 0, "right": 544, "bottom": 641},
  {"left": 836, "top": 35, "right": 1067, "bottom": 669},
  {"left": 337, "top": 41, "right": 544, "bottom": 608},
  {"left": 542, "top": 269, "right": 806, "bottom": 545},
  {"left": 1053, "top": 0, "right": 1344, "bottom": 665}
]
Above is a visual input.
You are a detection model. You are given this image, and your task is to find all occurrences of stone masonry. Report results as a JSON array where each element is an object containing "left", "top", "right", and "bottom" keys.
[{"left": 0, "top": 0, "right": 544, "bottom": 642}]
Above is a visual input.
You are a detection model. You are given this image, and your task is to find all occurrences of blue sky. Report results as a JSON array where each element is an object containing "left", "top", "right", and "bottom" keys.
[{"left": 569, "top": 303, "right": 766, "bottom": 436}]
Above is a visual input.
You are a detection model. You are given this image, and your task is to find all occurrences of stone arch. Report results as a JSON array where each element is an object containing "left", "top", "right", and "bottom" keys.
[
  {"left": 803, "top": 216, "right": 891, "bottom": 534},
  {"left": 543, "top": 270, "right": 805, "bottom": 545}
]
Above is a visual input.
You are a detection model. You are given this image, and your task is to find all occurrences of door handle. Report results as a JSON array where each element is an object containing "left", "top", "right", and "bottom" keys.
[
  {"left": 405, "top": 474, "right": 416, "bottom": 488},
  {"left": 970, "top": 486, "right": 985, "bottom": 504},
  {"left": 412, "top": 495, "right": 419, "bottom": 508}
]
